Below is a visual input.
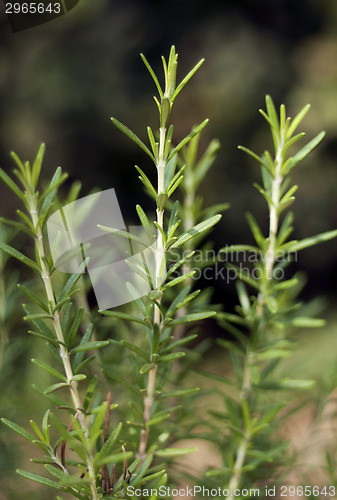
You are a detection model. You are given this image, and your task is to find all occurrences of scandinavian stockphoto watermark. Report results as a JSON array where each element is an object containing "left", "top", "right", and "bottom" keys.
[
  {"left": 126, "top": 485, "right": 262, "bottom": 497},
  {"left": 126, "top": 484, "right": 335, "bottom": 498},
  {"left": 3, "top": 0, "right": 81, "bottom": 32},
  {"left": 47, "top": 189, "right": 297, "bottom": 310},
  {"left": 47, "top": 189, "right": 157, "bottom": 311},
  {"left": 168, "top": 246, "right": 297, "bottom": 284}
]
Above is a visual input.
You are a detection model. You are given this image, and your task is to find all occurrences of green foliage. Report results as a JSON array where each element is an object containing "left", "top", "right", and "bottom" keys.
[
  {"left": 1, "top": 48, "right": 336, "bottom": 500},
  {"left": 197, "top": 96, "right": 337, "bottom": 498},
  {"left": 0, "top": 47, "right": 221, "bottom": 499},
  {"left": 104, "top": 45, "right": 221, "bottom": 468},
  {"left": 0, "top": 145, "right": 145, "bottom": 499}
]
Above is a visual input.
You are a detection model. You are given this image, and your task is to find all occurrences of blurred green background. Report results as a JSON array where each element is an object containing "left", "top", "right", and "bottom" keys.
[{"left": 1, "top": 0, "right": 337, "bottom": 498}]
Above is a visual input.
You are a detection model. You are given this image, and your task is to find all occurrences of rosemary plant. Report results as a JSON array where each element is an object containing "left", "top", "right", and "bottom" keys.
[
  {"left": 101, "top": 45, "right": 221, "bottom": 462},
  {"left": 2, "top": 45, "right": 336, "bottom": 500},
  {"left": 199, "top": 96, "right": 337, "bottom": 497},
  {"left": 0, "top": 148, "right": 133, "bottom": 499},
  {"left": 0, "top": 47, "right": 222, "bottom": 499}
]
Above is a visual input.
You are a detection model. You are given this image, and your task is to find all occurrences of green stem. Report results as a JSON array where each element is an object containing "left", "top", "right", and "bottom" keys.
[
  {"left": 258, "top": 130, "right": 285, "bottom": 314},
  {"left": 226, "top": 133, "right": 285, "bottom": 495},
  {"left": 173, "top": 164, "right": 195, "bottom": 342},
  {"left": 28, "top": 194, "right": 99, "bottom": 500},
  {"left": 138, "top": 126, "right": 167, "bottom": 460},
  {"left": 264, "top": 132, "right": 284, "bottom": 283},
  {"left": 226, "top": 432, "right": 251, "bottom": 497}
]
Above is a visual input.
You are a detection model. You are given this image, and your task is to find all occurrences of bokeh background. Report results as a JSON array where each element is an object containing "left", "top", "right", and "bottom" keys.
[{"left": 1, "top": 0, "right": 337, "bottom": 498}]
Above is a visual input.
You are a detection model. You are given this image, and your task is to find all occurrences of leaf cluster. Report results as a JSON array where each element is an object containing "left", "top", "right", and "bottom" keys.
[
  {"left": 0, "top": 147, "right": 164, "bottom": 498},
  {"left": 196, "top": 96, "right": 337, "bottom": 496}
]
